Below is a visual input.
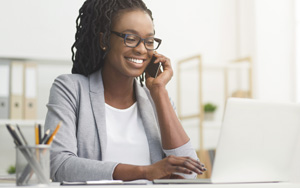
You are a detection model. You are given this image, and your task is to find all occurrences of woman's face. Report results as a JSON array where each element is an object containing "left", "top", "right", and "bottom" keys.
[{"left": 103, "top": 10, "right": 155, "bottom": 79}]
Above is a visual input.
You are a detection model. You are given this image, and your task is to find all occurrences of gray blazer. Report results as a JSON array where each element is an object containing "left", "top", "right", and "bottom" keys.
[{"left": 44, "top": 69, "right": 198, "bottom": 182}]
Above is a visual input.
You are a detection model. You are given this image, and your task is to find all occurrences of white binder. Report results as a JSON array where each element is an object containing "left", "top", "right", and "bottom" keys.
[
  {"left": 10, "top": 61, "right": 24, "bottom": 119},
  {"left": 23, "top": 62, "right": 37, "bottom": 119},
  {"left": 0, "top": 59, "right": 10, "bottom": 119}
]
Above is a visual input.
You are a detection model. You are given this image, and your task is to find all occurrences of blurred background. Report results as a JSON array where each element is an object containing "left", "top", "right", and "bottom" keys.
[{"left": 0, "top": 0, "right": 299, "bottom": 178}]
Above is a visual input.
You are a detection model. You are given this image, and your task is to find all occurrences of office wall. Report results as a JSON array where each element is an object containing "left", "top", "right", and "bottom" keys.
[
  {"left": 295, "top": 0, "right": 300, "bottom": 103},
  {"left": 238, "top": 0, "right": 295, "bottom": 102},
  {"left": 0, "top": 0, "right": 82, "bottom": 60}
]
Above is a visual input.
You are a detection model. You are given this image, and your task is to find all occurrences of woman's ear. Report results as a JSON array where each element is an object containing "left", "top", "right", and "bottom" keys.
[{"left": 99, "top": 32, "right": 107, "bottom": 51}]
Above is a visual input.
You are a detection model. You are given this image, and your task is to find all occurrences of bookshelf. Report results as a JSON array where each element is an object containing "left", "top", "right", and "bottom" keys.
[
  {"left": 0, "top": 58, "right": 72, "bottom": 122},
  {"left": 0, "top": 120, "right": 45, "bottom": 127},
  {"left": 177, "top": 55, "right": 253, "bottom": 178}
]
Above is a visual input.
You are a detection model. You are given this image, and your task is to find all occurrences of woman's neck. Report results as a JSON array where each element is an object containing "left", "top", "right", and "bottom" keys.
[{"left": 101, "top": 69, "right": 136, "bottom": 109}]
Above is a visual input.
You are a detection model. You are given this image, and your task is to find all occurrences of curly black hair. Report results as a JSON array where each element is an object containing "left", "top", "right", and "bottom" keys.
[{"left": 71, "top": 0, "right": 153, "bottom": 78}]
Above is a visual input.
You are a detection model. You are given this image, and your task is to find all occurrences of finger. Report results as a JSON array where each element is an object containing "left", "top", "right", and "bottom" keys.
[
  {"left": 178, "top": 157, "right": 206, "bottom": 171},
  {"left": 185, "top": 160, "right": 205, "bottom": 172},
  {"left": 184, "top": 158, "right": 207, "bottom": 171},
  {"left": 154, "top": 56, "right": 170, "bottom": 66},
  {"left": 153, "top": 54, "right": 171, "bottom": 65},
  {"left": 153, "top": 52, "right": 166, "bottom": 59},
  {"left": 172, "top": 166, "right": 202, "bottom": 175},
  {"left": 167, "top": 157, "right": 203, "bottom": 174},
  {"left": 182, "top": 159, "right": 204, "bottom": 174}
]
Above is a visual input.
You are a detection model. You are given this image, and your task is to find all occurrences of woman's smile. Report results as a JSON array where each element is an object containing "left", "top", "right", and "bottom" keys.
[{"left": 125, "top": 56, "right": 146, "bottom": 69}]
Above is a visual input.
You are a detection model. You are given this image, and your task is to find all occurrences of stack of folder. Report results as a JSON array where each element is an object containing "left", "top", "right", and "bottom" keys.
[{"left": 0, "top": 59, "right": 37, "bottom": 120}]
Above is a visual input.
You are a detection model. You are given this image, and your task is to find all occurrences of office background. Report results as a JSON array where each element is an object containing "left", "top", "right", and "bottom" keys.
[{"left": 0, "top": 0, "right": 299, "bottom": 179}]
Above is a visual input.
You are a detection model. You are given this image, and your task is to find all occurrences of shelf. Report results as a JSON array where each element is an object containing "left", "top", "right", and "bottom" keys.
[{"left": 0, "top": 120, "right": 45, "bottom": 126}]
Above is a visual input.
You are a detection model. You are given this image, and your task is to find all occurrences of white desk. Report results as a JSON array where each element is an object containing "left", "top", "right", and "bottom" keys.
[{"left": 1, "top": 182, "right": 300, "bottom": 188}]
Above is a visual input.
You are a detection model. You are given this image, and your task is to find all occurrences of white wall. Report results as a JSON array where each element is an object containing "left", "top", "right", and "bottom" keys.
[
  {"left": 255, "top": 0, "right": 295, "bottom": 101},
  {"left": 0, "top": 0, "right": 83, "bottom": 60},
  {"left": 238, "top": 0, "right": 295, "bottom": 102},
  {"left": 296, "top": 0, "right": 300, "bottom": 102}
]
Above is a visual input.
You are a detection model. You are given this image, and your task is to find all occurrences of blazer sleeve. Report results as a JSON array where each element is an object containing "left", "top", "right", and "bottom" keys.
[{"left": 44, "top": 75, "right": 118, "bottom": 182}]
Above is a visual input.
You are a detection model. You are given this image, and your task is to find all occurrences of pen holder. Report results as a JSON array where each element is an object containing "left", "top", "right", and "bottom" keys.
[{"left": 15, "top": 145, "right": 50, "bottom": 186}]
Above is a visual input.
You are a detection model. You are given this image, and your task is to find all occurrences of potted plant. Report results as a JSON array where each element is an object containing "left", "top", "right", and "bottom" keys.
[{"left": 203, "top": 103, "right": 217, "bottom": 121}]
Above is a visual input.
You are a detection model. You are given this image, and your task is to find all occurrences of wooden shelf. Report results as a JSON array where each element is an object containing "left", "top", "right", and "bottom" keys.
[{"left": 0, "top": 120, "right": 44, "bottom": 126}]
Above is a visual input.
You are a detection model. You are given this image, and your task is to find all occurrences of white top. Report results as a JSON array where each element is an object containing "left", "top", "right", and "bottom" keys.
[{"left": 103, "top": 102, "right": 151, "bottom": 165}]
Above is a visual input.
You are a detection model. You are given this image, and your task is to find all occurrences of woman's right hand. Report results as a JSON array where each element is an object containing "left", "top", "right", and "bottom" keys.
[{"left": 143, "top": 155, "right": 206, "bottom": 180}]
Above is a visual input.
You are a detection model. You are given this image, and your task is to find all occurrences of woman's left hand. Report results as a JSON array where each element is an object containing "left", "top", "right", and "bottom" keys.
[{"left": 145, "top": 53, "right": 173, "bottom": 92}]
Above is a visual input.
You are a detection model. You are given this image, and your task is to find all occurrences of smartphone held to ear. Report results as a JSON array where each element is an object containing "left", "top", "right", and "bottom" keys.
[{"left": 145, "top": 56, "right": 161, "bottom": 78}]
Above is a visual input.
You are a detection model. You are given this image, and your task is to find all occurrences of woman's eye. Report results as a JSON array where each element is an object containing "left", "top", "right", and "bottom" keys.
[
  {"left": 126, "top": 36, "right": 138, "bottom": 42},
  {"left": 146, "top": 41, "right": 154, "bottom": 45}
]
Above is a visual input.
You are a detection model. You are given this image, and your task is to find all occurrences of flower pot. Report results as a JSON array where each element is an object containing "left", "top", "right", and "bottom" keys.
[{"left": 204, "top": 112, "right": 215, "bottom": 121}]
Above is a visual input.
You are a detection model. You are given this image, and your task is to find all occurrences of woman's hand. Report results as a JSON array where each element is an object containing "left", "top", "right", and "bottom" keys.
[
  {"left": 143, "top": 155, "right": 206, "bottom": 180},
  {"left": 145, "top": 53, "right": 173, "bottom": 92}
]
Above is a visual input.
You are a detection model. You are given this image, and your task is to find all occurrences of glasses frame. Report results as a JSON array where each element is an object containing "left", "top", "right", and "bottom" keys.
[{"left": 111, "top": 31, "right": 162, "bottom": 51}]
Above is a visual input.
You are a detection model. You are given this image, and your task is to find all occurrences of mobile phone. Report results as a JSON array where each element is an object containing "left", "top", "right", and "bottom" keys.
[{"left": 145, "top": 55, "right": 161, "bottom": 78}]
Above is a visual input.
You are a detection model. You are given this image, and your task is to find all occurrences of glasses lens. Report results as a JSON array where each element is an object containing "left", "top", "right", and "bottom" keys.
[
  {"left": 144, "top": 38, "right": 155, "bottom": 50},
  {"left": 125, "top": 34, "right": 140, "bottom": 47}
]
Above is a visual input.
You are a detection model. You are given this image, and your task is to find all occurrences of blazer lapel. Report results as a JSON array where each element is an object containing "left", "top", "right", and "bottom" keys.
[
  {"left": 89, "top": 70, "right": 107, "bottom": 159},
  {"left": 88, "top": 72, "right": 164, "bottom": 163},
  {"left": 135, "top": 80, "right": 164, "bottom": 163}
]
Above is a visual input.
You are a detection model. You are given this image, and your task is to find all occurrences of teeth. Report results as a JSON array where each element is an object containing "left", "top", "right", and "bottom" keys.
[{"left": 127, "top": 58, "right": 143, "bottom": 64}]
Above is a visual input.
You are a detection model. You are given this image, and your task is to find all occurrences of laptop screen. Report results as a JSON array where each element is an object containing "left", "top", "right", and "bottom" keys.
[{"left": 211, "top": 98, "right": 300, "bottom": 183}]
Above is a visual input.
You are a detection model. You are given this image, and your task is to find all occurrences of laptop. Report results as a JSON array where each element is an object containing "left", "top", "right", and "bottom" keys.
[{"left": 154, "top": 98, "right": 300, "bottom": 184}]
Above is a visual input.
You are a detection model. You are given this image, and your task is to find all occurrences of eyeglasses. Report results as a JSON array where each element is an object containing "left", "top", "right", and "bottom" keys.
[{"left": 111, "top": 31, "right": 162, "bottom": 50}]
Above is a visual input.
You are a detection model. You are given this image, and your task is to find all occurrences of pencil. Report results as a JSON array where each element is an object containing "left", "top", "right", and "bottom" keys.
[
  {"left": 35, "top": 124, "right": 39, "bottom": 145},
  {"left": 40, "top": 129, "right": 50, "bottom": 144},
  {"left": 46, "top": 122, "right": 61, "bottom": 145}
]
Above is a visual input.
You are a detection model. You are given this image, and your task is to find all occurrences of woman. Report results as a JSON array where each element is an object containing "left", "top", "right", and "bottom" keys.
[{"left": 45, "top": 0, "right": 206, "bottom": 182}]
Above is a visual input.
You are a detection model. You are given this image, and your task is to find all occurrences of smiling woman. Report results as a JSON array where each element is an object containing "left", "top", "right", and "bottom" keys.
[{"left": 44, "top": 0, "right": 206, "bottom": 182}]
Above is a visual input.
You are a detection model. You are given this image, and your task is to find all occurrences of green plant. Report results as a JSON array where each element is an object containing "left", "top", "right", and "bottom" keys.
[
  {"left": 204, "top": 103, "right": 217, "bottom": 113},
  {"left": 7, "top": 165, "right": 16, "bottom": 174}
]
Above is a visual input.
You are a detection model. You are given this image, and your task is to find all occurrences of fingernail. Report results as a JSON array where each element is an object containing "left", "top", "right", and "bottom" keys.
[{"left": 203, "top": 168, "right": 207, "bottom": 171}]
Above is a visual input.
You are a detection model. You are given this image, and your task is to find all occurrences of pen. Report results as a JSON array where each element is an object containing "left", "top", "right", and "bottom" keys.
[
  {"left": 16, "top": 124, "right": 28, "bottom": 146},
  {"left": 38, "top": 124, "right": 42, "bottom": 144},
  {"left": 6, "top": 124, "right": 23, "bottom": 146},
  {"left": 46, "top": 122, "right": 61, "bottom": 145},
  {"left": 40, "top": 129, "right": 50, "bottom": 144}
]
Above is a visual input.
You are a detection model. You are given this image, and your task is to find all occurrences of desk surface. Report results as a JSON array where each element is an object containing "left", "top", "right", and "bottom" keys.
[{"left": 1, "top": 182, "right": 300, "bottom": 188}]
